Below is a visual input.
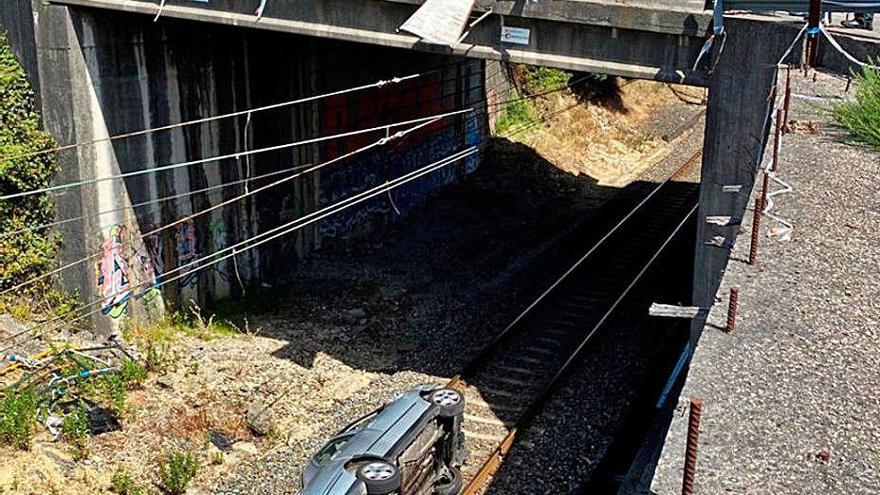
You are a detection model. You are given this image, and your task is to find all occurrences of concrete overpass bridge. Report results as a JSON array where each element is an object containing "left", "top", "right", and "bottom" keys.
[
  {"left": 48, "top": 0, "right": 715, "bottom": 85},
  {"left": 0, "top": 0, "right": 873, "bottom": 340},
  {"left": 1, "top": 1, "right": 878, "bottom": 491}
]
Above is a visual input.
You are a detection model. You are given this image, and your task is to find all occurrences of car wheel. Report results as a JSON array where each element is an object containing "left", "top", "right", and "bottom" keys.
[
  {"left": 434, "top": 465, "right": 463, "bottom": 495},
  {"left": 429, "top": 388, "right": 464, "bottom": 417},
  {"left": 356, "top": 460, "right": 401, "bottom": 494}
]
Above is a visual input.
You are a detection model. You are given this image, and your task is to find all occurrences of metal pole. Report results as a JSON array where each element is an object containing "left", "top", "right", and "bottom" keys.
[
  {"left": 782, "top": 67, "right": 792, "bottom": 134},
  {"left": 748, "top": 172, "right": 768, "bottom": 266},
  {"left": 772, "top": 108, "right": 783, "bottom": 172},
  {"left": 725, "top": 287, "right": 739, "bottom": 333},
  {"left": 807, "top": 0, "right": 822, "bottom": 68},
  {"left": 681, "top": 398, "right": 703, "bottom": 495}
]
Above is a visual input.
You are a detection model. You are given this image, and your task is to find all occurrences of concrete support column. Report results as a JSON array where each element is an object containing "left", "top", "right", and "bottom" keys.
[{"left": 692, "top": 17, "right": 797, "bottom": 341}]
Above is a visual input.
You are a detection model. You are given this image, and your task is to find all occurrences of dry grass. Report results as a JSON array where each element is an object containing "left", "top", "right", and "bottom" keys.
[{"left": 506, "top": 80, "right": 703, "bottom": 188}]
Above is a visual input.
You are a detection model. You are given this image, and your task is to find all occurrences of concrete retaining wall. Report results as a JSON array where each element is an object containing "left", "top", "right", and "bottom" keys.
[{"left": 3, "top": 4, "right": 487, "bottom": 333}]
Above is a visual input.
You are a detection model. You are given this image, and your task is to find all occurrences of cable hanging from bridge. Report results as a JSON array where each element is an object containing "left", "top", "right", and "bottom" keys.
[
  {"left": 0, "top": 67, "right": 584, "bottom": 240},
  {"left": 0, "top": 108, "right": 472, "bottom": 297},
  {"left": 0, "top": 59, "right": 614, "bottom": 307},
  {"left": 0, "top": 72, "right": 424, "bottom": 166},
  {"left": 0, "top": 145, "right": 479, "bottom": 351},
  {"left": 0, "top": 161, "right": 314, "bottom": 241},
  {"left": 0, "top": 55, "right": 493, "bottom": 168},
  {"left": 0, "top": 110, "right": 468, "bottom": 201}
]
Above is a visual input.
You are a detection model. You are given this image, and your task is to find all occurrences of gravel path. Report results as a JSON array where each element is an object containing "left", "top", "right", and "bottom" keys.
[{"left": 651, "top": 69, "right": 880, "bottom": 494}]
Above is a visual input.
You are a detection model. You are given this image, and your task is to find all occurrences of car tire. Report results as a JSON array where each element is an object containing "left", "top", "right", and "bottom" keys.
[
  {"left": 434, "top": 465, "right": 463, "bottom": 495},
  {"left": 356, "top": 460, "right": 401, "bottom": 494},
  {"left": 429, "top": 388, "right": 464, "bottom": 417}
]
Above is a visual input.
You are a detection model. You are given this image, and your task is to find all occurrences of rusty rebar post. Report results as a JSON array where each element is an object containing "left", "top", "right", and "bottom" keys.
[
  {"left": 782, "top": 67, "right": 792, "bottom": 134},
  {"left": 772, "top": 108, "right": 783, "bottom": 172},
  {"left": 682, "top": 398, "right": 703, "bottom": 495},
  {"left": 748, "top": 173, "right": 768, "bottom": 265},
  {"left": 725, "top": 287, "right": 739, "bottom": 333}
]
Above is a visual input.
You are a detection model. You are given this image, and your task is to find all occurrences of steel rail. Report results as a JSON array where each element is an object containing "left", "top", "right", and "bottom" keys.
[
  {"left": 457, "top": 201, "right": 700, "bottom": 495},
  {"left": 449, "top": 150, "right": 702, "bottom": 384}
]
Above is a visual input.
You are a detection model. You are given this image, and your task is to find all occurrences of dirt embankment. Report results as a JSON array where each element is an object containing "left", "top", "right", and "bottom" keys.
[{"left": 504, "top": 74, "right": 705, "bottom": 187}]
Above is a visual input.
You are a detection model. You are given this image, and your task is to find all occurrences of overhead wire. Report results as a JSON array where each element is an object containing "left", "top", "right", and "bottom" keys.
[
  {"left": 0, "top": 110, "right": 467, "bottom": 201},
  {"left": 0, "top": 59, "right": 504, "bottom": 202},
  {"left": 0, "top": 108, "right": 472, "bottom": 297},
  {"left": 0, "top": 73, "right": 424, "bottom": 166},
  {"left": 0, "top": 62, "right": 486, "bottom": 239},
  {"left": 0, "top": 115, "right": 467, "bottom": 345},
  {"left": 1, "top": 60, "right": 617, "bottom": 351},
  {"left": 0, "top": 145, "right": 479, "bottom": 351},
  {"left": 0, "top": 162, "right": 314, "bottom": 240},
  {"left": 0, "top": 62, "right": 590, "bottom": 294}
]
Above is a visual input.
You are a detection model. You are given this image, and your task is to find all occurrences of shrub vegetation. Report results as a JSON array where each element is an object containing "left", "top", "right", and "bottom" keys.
[
  {"left": 0, "top": 386, "right": 39, "bottom": 450},
  {"left": 833, "top": 64, "right": 880, "bottom": 149},
  {"left": 158, "top": 451, "right": 200, "bottom": 495},
  {"left": 0, "top": 33, "right": 60, "bottom": 302}
]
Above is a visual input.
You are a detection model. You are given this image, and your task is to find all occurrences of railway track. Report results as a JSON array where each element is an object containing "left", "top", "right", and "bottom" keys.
[{"left": 444, "top": 151, "right": 703, "bottom": 494}]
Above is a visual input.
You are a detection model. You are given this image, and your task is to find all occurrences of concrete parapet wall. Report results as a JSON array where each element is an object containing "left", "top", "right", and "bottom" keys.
[{"left": 49, "top": 0, "right": 712, "bottom": 85}]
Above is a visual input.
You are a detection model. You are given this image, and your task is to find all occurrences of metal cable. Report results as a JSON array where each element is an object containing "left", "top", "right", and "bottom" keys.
[
  {"left": 0, "top": 109, "right": 472, "bottom": 296},
  {"left": 0, "top": 162, "right": 311, "bottom": 240},
  {"left": 0, "top": 146, "right": 478, "bottom": 350},
  {"left": 0, "top": 110, "right": 467, "bottom": 201},
  {"left": 0, "top": 73, "right": 423, "bottom": 165}
]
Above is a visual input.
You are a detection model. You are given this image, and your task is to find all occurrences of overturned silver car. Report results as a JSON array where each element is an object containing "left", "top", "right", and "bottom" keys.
[{"left": 299, "top": 385, "right": 466, "bottom": 495}]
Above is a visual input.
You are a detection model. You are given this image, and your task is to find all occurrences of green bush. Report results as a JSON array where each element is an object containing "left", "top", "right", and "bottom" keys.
[
  {"left": 494, "top": 98, "right": 538, "bottom": 136},
  {"left": 120, "top": 359, "right": 148, "bottom": 389},
  {"left": 61, "top": 405, "right": 90, "bottom": 460},
  {"left": 110, "top": 468, "right": 148, "bottom": 495},
  {"left": 158, "top": 451, "right": 200, "bottom": 495},
  {"left": 524, "top": 66, "right": 571, "bottom": 94},
  {"left": 0, "top": 387, "right": 39, "bottom": 450},
  {"left": 0, "top": 33, "right": 60, "bottom": 295},
  {"left": 833, "top": 63, "right": 880, "bottom": 149},
  {"left": 79, "top": 372, "right": 127, "bottom": 414}
]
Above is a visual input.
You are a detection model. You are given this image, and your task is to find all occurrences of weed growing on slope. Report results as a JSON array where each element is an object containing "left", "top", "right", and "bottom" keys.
[
  {"left": 0, "top": 386, "right": 39, "bottom": 449},
  {"left": 110, "top": 468, "right": 149, "bottom": 495},
  {"left": 833, "top": 63, "right": 880, "bottom": 149},
  {"left": 61, "top": 405, "right": 90, "bottom": 459},
  {"left": 158, "top": 451, "right": 200, "bottom": 495},
  {"left": 495, "top": 97, "right": 538, "bottom": 136},
  {"left": 524, "top": 66, "right": 571, "bottom": 94}
]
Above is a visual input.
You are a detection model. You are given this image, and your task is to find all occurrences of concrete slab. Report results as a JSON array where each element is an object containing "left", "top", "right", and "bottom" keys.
[
  {"left": 651, "top": 70, "right": 880, "bottom": 495},
  {"left": 49, "top": 0, "right": 712, "bottom": 84}
]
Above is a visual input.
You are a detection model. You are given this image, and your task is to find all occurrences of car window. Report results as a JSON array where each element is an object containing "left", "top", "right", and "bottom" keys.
[
  {"left": 313, "top": 434, "right": 354, "bottom": 467},
  {"left": 344, "top": 409, "right": 380, "bottom": 433}
]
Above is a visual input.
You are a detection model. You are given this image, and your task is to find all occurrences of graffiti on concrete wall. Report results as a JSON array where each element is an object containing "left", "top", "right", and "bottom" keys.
[
  {"left": 465, "top": 112, "right": 480, "bottom": 174},
  {"left": 175, "top": 220, "right": 200, "bottom": 289},
  {"left": 96, "top": 225, "right": 132, "bottom": 318},
  {"left": 139, "top": 232, "right": 163, "bottom": 303},
  {"left": 95, "top": 218, "right": 234, "bottom": 317},
  {"left": 208, "top": 218, "right": 230, "bottom": 282},
  {"left": 317, "top": 62, "right": 483, "bottom": 239},
  {"left": 96, "top": 225, "right": 167, "bottom": 318}
]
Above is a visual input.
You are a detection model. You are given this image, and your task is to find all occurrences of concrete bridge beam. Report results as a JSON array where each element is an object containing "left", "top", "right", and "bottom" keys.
[{"left": 50, "top": 0, "right": 712, "bottom": 85}]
